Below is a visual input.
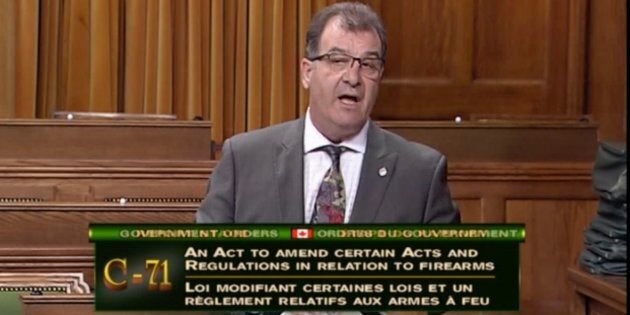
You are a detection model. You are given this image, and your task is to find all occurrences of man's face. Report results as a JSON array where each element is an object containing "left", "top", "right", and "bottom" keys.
[{"left": 301, "top": 16, "right": 383, "bottom": 142}]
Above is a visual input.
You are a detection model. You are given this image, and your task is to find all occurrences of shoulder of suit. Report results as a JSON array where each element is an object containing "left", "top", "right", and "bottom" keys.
[{"left": 226, "top": 119, "right": 300, "bottom": 150}]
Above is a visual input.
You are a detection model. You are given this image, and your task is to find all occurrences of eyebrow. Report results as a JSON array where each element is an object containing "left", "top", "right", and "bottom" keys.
[{"left": 326, "top": 47, "right": 381, "bottom": 58}]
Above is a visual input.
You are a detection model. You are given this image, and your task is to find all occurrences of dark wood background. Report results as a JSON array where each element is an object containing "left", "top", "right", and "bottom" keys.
[
  {"left": 0, "top": 0, "right": 625, "bottom": 142},
  {"left": 0, "top": 0, "right": 626, "bottom": 314}
]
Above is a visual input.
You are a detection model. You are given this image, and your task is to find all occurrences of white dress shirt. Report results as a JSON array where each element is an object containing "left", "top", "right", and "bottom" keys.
[
  {"left": 286, "top": 110, "right": 369, "bottom": 315},
  {"left": 303, "top": 108, "right": 369, "bottom": 224},
  {"left": 284, "top": 110, "right": 367, "bottom": 315}
]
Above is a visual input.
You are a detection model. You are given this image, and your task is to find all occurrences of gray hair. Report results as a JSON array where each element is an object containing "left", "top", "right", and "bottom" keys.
[{"left": 305, "top": 2, "right": 387, "bottom": 60}]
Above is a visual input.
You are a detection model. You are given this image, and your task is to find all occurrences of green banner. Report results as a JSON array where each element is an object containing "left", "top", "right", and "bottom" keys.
[
  {"left": 89, "top": 224, "right": 525, "bottom": 241},
  {"left": 91, "top": 224, "right": 524, "bottom": 312}
]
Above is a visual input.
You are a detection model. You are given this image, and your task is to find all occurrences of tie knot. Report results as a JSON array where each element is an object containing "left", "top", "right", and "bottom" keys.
[{"left": 318, "top": 145, "right": 348, "bottom": 168}]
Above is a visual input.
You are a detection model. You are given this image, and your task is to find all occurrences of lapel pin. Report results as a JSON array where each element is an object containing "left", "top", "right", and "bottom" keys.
[{"left": 378, "top": 167, "right": 387, "bottom": 177}]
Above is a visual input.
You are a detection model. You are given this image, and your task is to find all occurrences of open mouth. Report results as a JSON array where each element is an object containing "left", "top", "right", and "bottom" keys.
[{"left": 338, "top": 94, "right": 360, "bottom": 104}]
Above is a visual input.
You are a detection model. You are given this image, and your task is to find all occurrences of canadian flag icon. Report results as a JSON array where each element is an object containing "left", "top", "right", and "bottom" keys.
[{"left": 291, "top": 228, "right": 313, "bottom": 239}]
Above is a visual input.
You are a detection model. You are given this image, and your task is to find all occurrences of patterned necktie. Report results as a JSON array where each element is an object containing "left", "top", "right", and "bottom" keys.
[{"left": 312, "top": 145, "right": 348, "bottom": 224}]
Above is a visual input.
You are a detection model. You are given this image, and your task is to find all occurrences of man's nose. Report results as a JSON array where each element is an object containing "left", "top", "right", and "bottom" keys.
[{"left": 342, "top": 60, "right": 361, "bottom": 86}]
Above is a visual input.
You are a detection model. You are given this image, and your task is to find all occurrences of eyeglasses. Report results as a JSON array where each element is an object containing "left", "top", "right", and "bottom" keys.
[{"left": 309, "top": 52, "right": 384, "bottom": 79}]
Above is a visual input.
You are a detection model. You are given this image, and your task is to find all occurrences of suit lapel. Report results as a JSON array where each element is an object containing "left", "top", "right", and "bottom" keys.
[
  {"left": 274, "top": 119, "right": 306, "bottom": 223},
  {"left": 350, "top": 122, "right": 398, "bottom": 223}
]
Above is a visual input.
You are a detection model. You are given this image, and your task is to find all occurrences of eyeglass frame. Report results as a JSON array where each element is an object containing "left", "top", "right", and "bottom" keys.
[{"left": 307, "top": 51, "right": 385, "bottom": 79}]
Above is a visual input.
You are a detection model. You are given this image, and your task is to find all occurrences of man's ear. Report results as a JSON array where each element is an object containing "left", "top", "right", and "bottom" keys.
[{"left": 300, "top": 58, "right": 312, "bottom": 89}]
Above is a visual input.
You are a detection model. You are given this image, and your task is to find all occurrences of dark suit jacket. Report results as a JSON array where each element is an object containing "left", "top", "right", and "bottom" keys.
[{"left": 197, "top": 118, "right": 459, "bottom": 224}]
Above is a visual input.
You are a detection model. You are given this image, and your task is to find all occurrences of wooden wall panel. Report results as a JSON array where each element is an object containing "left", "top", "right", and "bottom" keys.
[
  {"left": 64, "top": 0, "right": 91, "bottom": 111},
  {"left": 586, "top": 0, "right": 627, "bottom": 141},
  {"left": 36, "top": 0, "right": 61, "bottom": 118},
  {"left": 474, "top": 0, "right": 547, "bottom": 80},
  {"left": 0, "top": 0, "right": 17, "bottom": 118},
  {"left": 453, "top": 198, "right": 482, "bottom": 223},
  {"left": 506, "top": 200, "right": 598, "bottom": 315},
  {"left": 0, "top": 120, "right": 213, "bottom": 160},
  {"left": 1, "top": 0, "right": 626, "bottom": 142},
  {"left": 379, "top": 121, "right": 598, "bottom": 162},
  {"left": 0, "top": 205, "right": 195, "bottom": 248},
  {"left": 0, "top": 204, "right": 199, "bottom": 290},
  {"left": 380, "top": 1, "right": 455, "bottom": 80},
  {"left": 89, "top": 0, "right": 120, "bottom": 112},
  {"left": 14, "top": 0, "right": 39, "bottom": 118},
  {"left": 0, "top": 179, "right": 209, "bottom": 203},
  {"left": 372, "top": 0, "right": 580, "bottom": 120}
]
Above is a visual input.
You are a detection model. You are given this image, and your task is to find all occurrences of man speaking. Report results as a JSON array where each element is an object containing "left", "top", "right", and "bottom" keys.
[{"left": 197, "top": 2, "right": 459, "bottom": 226}]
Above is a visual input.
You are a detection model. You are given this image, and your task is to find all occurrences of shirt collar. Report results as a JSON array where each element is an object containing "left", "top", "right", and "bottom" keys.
[{"left": 304, "top": 107, "right": 369, "bottom": 154}]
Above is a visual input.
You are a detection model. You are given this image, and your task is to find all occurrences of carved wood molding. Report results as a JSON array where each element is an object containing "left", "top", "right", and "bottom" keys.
[
  {"left": 0, "top": 118, "right": 211, "bottom": 128},
  {"left": 0, "top": 120, "right": 214, "bottom": 161},
  {"left": 568, "top": 267, "right": 627, "bottom": 313},
  {"left": 0, "top": 197, "right": 45, "bottom": 203},
  {"left": 0, "top": 161, "right": 592, "bottom": 180},
  {"left": 103, "top": 197, "right": 204, "bottom": 204},
  {"left": 52, "top": 111, "right": 177, "bottom": 121},
  {"left": 0, "top": 202, "right": 199, "bottom": 212},
  {"left": 449, "top": 162, "right": 593, "bottom": 181},
  {"left": 20, "top": 294, "right": 95, "bottom": 304},
  {"left": 0, "top": 159, "right": 216, "bottom": 179},
  {"left": 0, "top": 272, "right": 90, "bottom": 294},
  {"left": 0, "top": 248, "right": 93, "bottom": 273},
  {"left": 376, "top": 120, "right": 598, "bottom": 128}
]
